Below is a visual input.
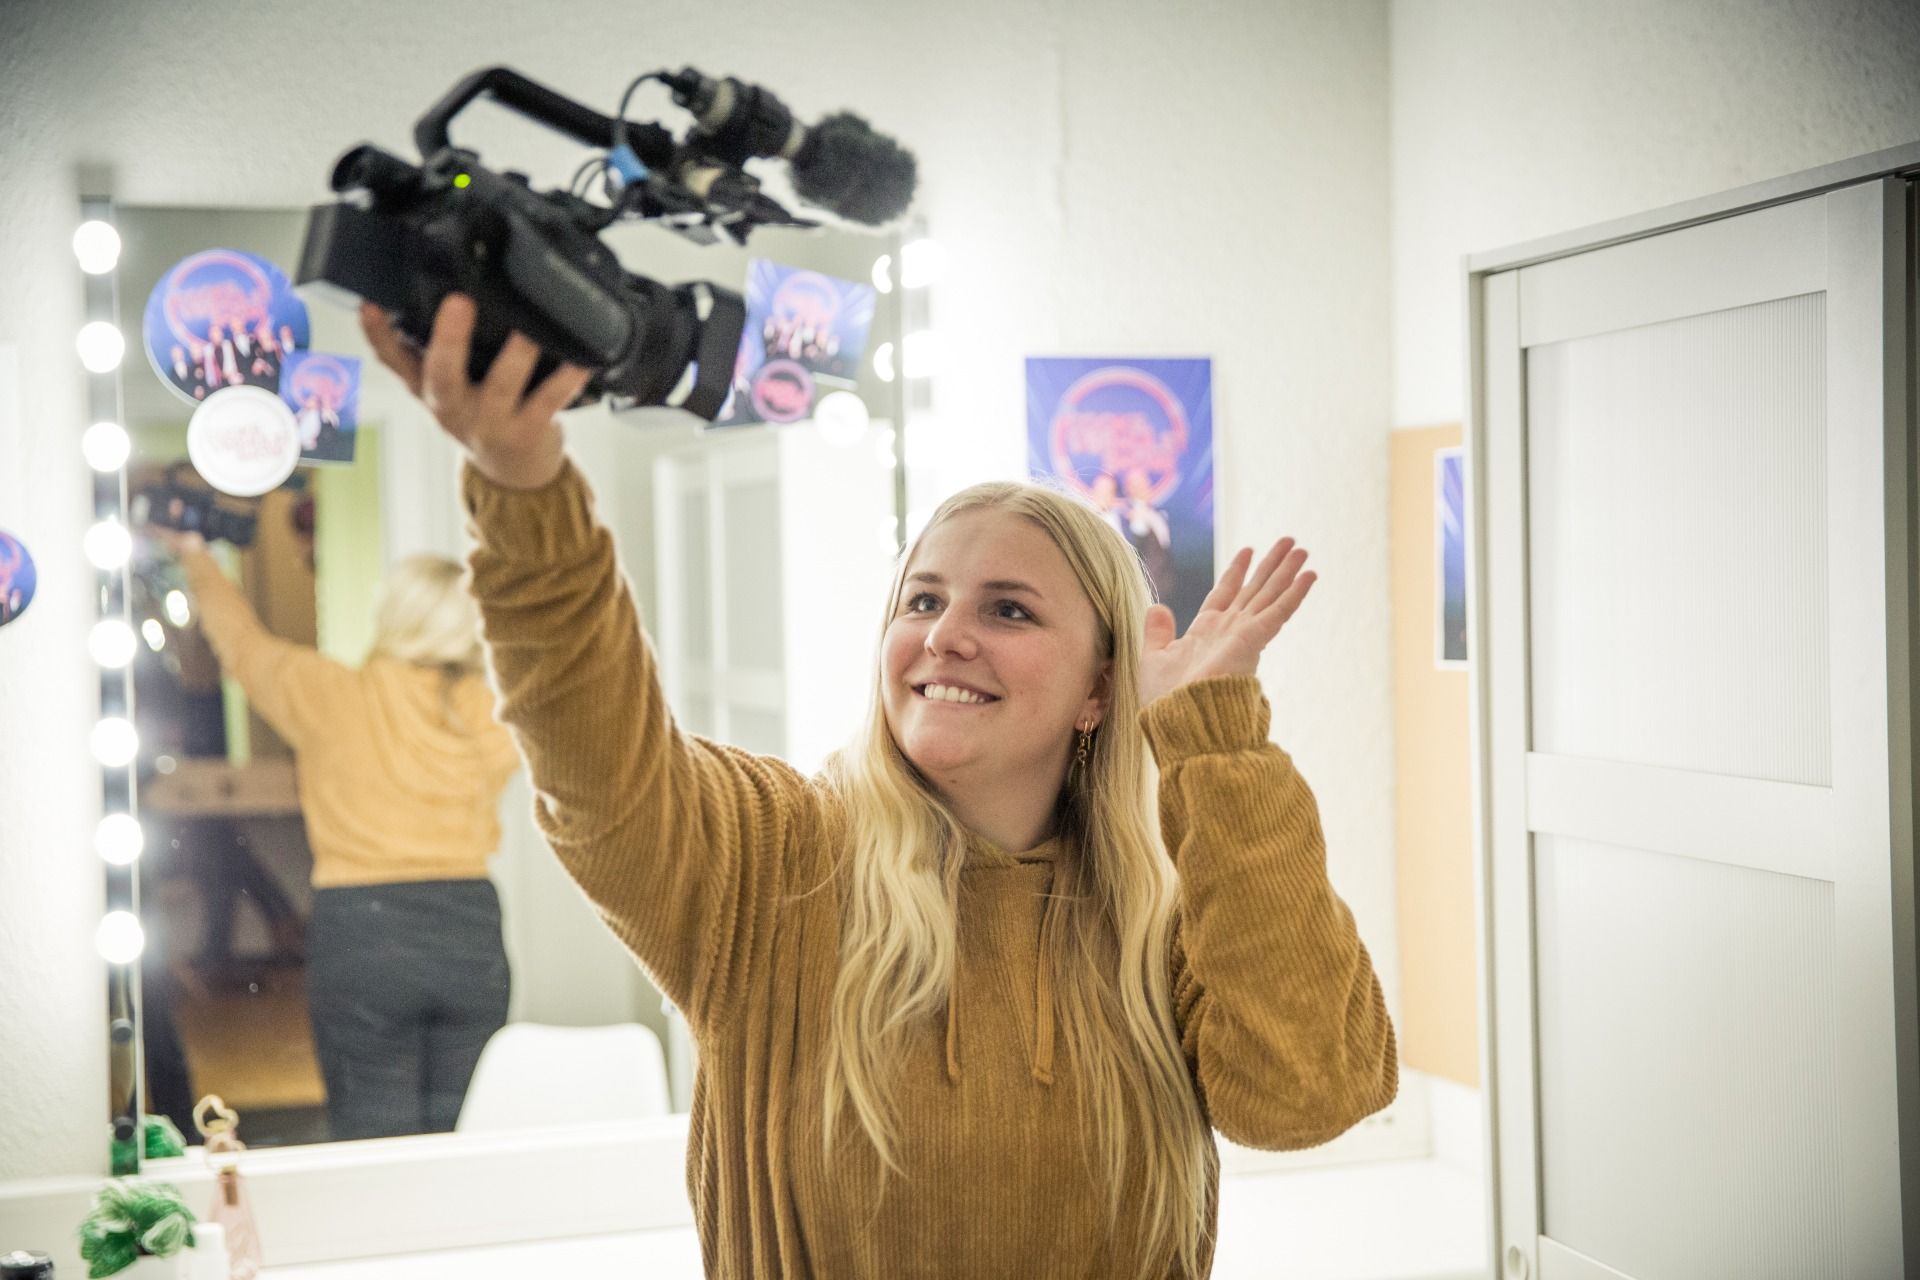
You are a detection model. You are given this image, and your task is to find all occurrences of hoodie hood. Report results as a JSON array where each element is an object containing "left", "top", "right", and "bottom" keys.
[{"left": 949, "top": 833, "right": 1066, "bottom": 1088}]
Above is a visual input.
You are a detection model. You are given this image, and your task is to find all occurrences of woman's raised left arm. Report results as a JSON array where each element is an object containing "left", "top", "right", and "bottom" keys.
[
  {"left": 1145, "top": 675, "right": 1397, "bottom": 1151},
  {"left": 175, "top": 541, "right": 354, "bottom": 748},
  {"left": 1135, "top": 539, "right": 1396, "bottom": 1148}
]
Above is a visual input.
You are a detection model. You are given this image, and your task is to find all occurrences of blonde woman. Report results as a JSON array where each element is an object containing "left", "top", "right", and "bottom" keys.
[
  {"left": 166, "top": 537, "right": 522, "bottom": 1141},
  {"left": 362, "top": 295, "right": 1397, "bottom": 1278}
]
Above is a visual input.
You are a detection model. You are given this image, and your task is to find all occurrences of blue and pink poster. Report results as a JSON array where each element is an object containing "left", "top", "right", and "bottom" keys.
[
  {"left": 715, "top": 260, "right": 877, "bottom": 428},
  {"left": 1437, "top": 447, "right": 1467, "bottom": 667},
  {"left": 280, "top": 351, "right": 363, "bottom": 465},
  {"left": 0, "top": 529, "right": 36, "bottom": 628},
  {"left": 1026, "top": 358, "right": 1215, "bottom": 632},
  {"left": 142, "top": 248, "right": 310, "bottom": 406}
]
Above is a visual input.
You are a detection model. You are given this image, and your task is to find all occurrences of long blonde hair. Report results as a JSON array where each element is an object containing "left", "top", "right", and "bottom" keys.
[
  {"left": 818, "top": 481, "right": 1214, "bottom": 1276},
  {"left": 370, "top": 554, "right": 485, "bottom": 675}
]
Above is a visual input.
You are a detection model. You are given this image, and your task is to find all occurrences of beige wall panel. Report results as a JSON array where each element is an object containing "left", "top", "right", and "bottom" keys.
[{"left": 1390, "top": 424, "right": 1478, "bottom": 1087}]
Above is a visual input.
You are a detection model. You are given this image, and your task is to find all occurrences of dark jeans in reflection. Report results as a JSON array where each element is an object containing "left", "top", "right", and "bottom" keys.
[
  {"left": 194, "top": 817, "right": 301, "bottom": 965},
  {"left": 139, "top": 926, "right": 197, "bottom": 1140},
  {"left": 307, "top": 879, "right": 510, "bottom": 1141}
]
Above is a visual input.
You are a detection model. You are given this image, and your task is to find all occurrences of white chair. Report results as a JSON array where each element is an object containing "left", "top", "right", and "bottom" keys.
[{"left": 456, "top": 1022, "right": 672, "bottom": 1131}]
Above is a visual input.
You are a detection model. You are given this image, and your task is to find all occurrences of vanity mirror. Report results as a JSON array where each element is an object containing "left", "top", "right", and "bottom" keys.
[{"left": 105, "top": 202, "right": 907, "bottom": 1154}]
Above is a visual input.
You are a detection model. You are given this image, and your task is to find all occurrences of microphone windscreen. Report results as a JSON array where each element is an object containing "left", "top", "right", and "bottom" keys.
[{"left": 790, "top": 112, "right": 918, "bottom": 226}]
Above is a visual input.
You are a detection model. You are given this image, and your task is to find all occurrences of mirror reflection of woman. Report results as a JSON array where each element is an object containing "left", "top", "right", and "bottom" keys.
[
  {"left": 160, "top": 535, "right": 522, "bottom": 1142},
  {"left": 361, "top": 294, "right": 1397, "bottom": 1279}
]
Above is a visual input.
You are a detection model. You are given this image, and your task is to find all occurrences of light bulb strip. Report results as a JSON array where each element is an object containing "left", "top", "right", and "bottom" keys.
[
  {"left": 81, "top": 192, "right": 136, "bottom": 894},
  {"left": 867, "top": 224, "right": 937, "bottom": 551},
  {"left": 891, "top": 222, "right": 937, "bottom": 548},
  {"left": 79, "top": 193, "right": 145, "bottom": 1166}
]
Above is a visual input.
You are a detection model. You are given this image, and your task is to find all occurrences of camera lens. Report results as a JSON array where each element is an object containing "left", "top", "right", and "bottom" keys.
[{"left": 333, "top": 145, "right": 421, "bottom": 198}]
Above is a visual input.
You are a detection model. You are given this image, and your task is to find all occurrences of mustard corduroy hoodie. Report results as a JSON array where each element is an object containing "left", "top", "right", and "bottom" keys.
[
  {"left": 183, "top": 548, "right": 520, "bottom": 888},
  {"left": 463, "top": 459, "right": 1398, "bottom": 1278}
]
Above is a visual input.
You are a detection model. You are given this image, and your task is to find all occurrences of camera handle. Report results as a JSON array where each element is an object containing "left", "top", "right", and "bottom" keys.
[{"left": 413, "top": 66, "right": 677, "bottom": 170}]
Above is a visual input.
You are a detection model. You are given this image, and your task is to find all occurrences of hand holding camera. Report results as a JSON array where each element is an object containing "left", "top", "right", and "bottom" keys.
[
  {"left": 360, "top": 294, "right": 588, "bottom": 491},
  {"left": 134, "top": 465, "right": 263, "bottom": 549}
]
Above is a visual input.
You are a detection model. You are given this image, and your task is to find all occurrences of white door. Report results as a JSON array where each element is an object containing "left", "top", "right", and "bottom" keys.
[{"left": 1478, "top": 179, "right": 1914, "bottom": 1280}]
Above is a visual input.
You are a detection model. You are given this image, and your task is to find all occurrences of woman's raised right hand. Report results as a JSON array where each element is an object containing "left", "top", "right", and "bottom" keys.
[{"left": 359, "top": 294, "right": 592, "bottom": 491}]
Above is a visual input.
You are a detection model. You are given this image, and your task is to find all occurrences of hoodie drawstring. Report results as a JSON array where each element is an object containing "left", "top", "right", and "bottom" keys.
[
  {"left": 1031, "top": 870, "right": 1060, "bottom": 1087},
  {"left": 945, "top": 866, "right": 1061, "bottom": 1088},
  {"left": 946, "top": 972, "right": 963, "bottom": 1084}
]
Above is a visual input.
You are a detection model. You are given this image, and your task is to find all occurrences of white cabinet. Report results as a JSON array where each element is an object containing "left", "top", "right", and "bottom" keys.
[{"left": 653, "top": 421, "right": 900, "bottom": 776}]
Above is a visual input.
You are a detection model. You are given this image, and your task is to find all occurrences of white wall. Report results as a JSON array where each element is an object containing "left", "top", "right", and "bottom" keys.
[
  {"left": 0, "top": 0, "right": 1395, "bottom": 1180},
  {"left": 1391, "top": 0, "right": 1920, "bottom": 429}
]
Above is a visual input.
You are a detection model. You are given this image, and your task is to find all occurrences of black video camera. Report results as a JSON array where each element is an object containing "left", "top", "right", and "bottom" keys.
[
  {"left": 297, "top": 66, "right": 916, "bottom": 420},
  {"left": 134, "top": 466, "right": 265, "bottom": 548}
]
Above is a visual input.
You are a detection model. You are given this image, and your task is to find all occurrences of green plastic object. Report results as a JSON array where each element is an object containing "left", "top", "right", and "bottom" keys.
[
  {"left": 76, "top": 1180, "right": 197, "bottom": 1278},
  {"left": 106, "top": 1115, "right": 189, "bottom": 1176},
  {"left": 143, "top": 1116, "right": 188, "bottom": 1160}
]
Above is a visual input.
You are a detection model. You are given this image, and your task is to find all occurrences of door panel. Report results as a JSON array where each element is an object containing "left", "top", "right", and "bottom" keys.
[
  {"left": 1526, "top": 292, "right": 1831, "bottom": 785},
  {"left": 1535, "top": 835, "right": 1842, "bottom": 1278}
]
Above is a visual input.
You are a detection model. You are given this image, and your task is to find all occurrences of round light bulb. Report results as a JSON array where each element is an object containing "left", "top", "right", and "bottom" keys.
[
  {"left": 72, "top": 221, "right": 122, "bottom": 274},
  {"left": 902, "top": 331, "right": 939, "bottom": 379},
  {"left": 813, "top": 391, "right": 871, "bottom": 448},
  {"left": 141, "top": 619, "right": 167, "bottom": 651},
  {"left": 871, "top": 341, "right": 896, "bottom": 384},
  {"left": 96, "top": 911, "right": 146, "bottom": 964},
  {"left": 870, "top": 253, "right": 895, "bottom": 294},
  {"left": 95, "top": 814, "right": 144, "bottom": 865},
  {"left": 88, "top": 619, "right": 137, "bottom": 669},
  {"left": 83, "top": 519, "right": 131, "bottom": 571},
  {"left": 76, "top": 322, "right": 125, "bottom": 374},
  {"left": 164, "top": 590, "right": 191, "bottom": 627},
  {"left": 81, "top": 421, "right": 131, "bottom": 472},
  {"left": 91, "top": 717, "right": 138, "bottom": 767},
  {"left": 900, "top": 238, "right": 946, "bottom": 289}
]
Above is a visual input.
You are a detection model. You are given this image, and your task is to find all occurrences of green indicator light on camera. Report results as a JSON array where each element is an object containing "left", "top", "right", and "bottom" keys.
[{"left": 453, "top": 173, "right": 472, "bottom": 189}]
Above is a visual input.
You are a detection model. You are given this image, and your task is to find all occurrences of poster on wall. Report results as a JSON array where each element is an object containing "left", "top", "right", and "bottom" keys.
[
  {"left": 713, "top": 260, "right": 877, "bottom": 428},
  {"left": 280, "top": 352, "right": 363, "bottom": 465},
  {"left": 1025, "top": 357, "right": 1215, "bottom": 633},
  {"left": 0, "top": 347, "right": 33, "bottom": 629},
  {"left": 1436, "top": 446, "right": 1468, "bottom": 668},
  {"left": 142, "top": 248, "right": 311, "bottom": 406},
  {"left": 0, "top": 529, "right": 37, "bottom": 628}
]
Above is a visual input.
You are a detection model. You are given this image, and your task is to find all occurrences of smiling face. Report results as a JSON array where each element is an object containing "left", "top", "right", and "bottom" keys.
[{"left": 881, "top": 508, "right": 1111, "bottom": 799}]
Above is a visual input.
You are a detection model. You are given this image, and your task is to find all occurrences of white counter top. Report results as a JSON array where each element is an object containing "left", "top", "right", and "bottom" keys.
[{"left": 260, "top": 1159, "right": 1486, "bottom": 1280}]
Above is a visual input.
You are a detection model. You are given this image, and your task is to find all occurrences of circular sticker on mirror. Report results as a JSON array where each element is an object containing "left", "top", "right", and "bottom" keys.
[
  {"left": 749, "top": 358, "right": 816, "bottom": 424},
  {"left": 187, "top": 385, "right": 301, "bottom": 497},
  {"left": 0, "top": 529, "right": 38, "bottom": 628},
  {"left": 144, "top": 248, "right": 310, "bottom": 406}
]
